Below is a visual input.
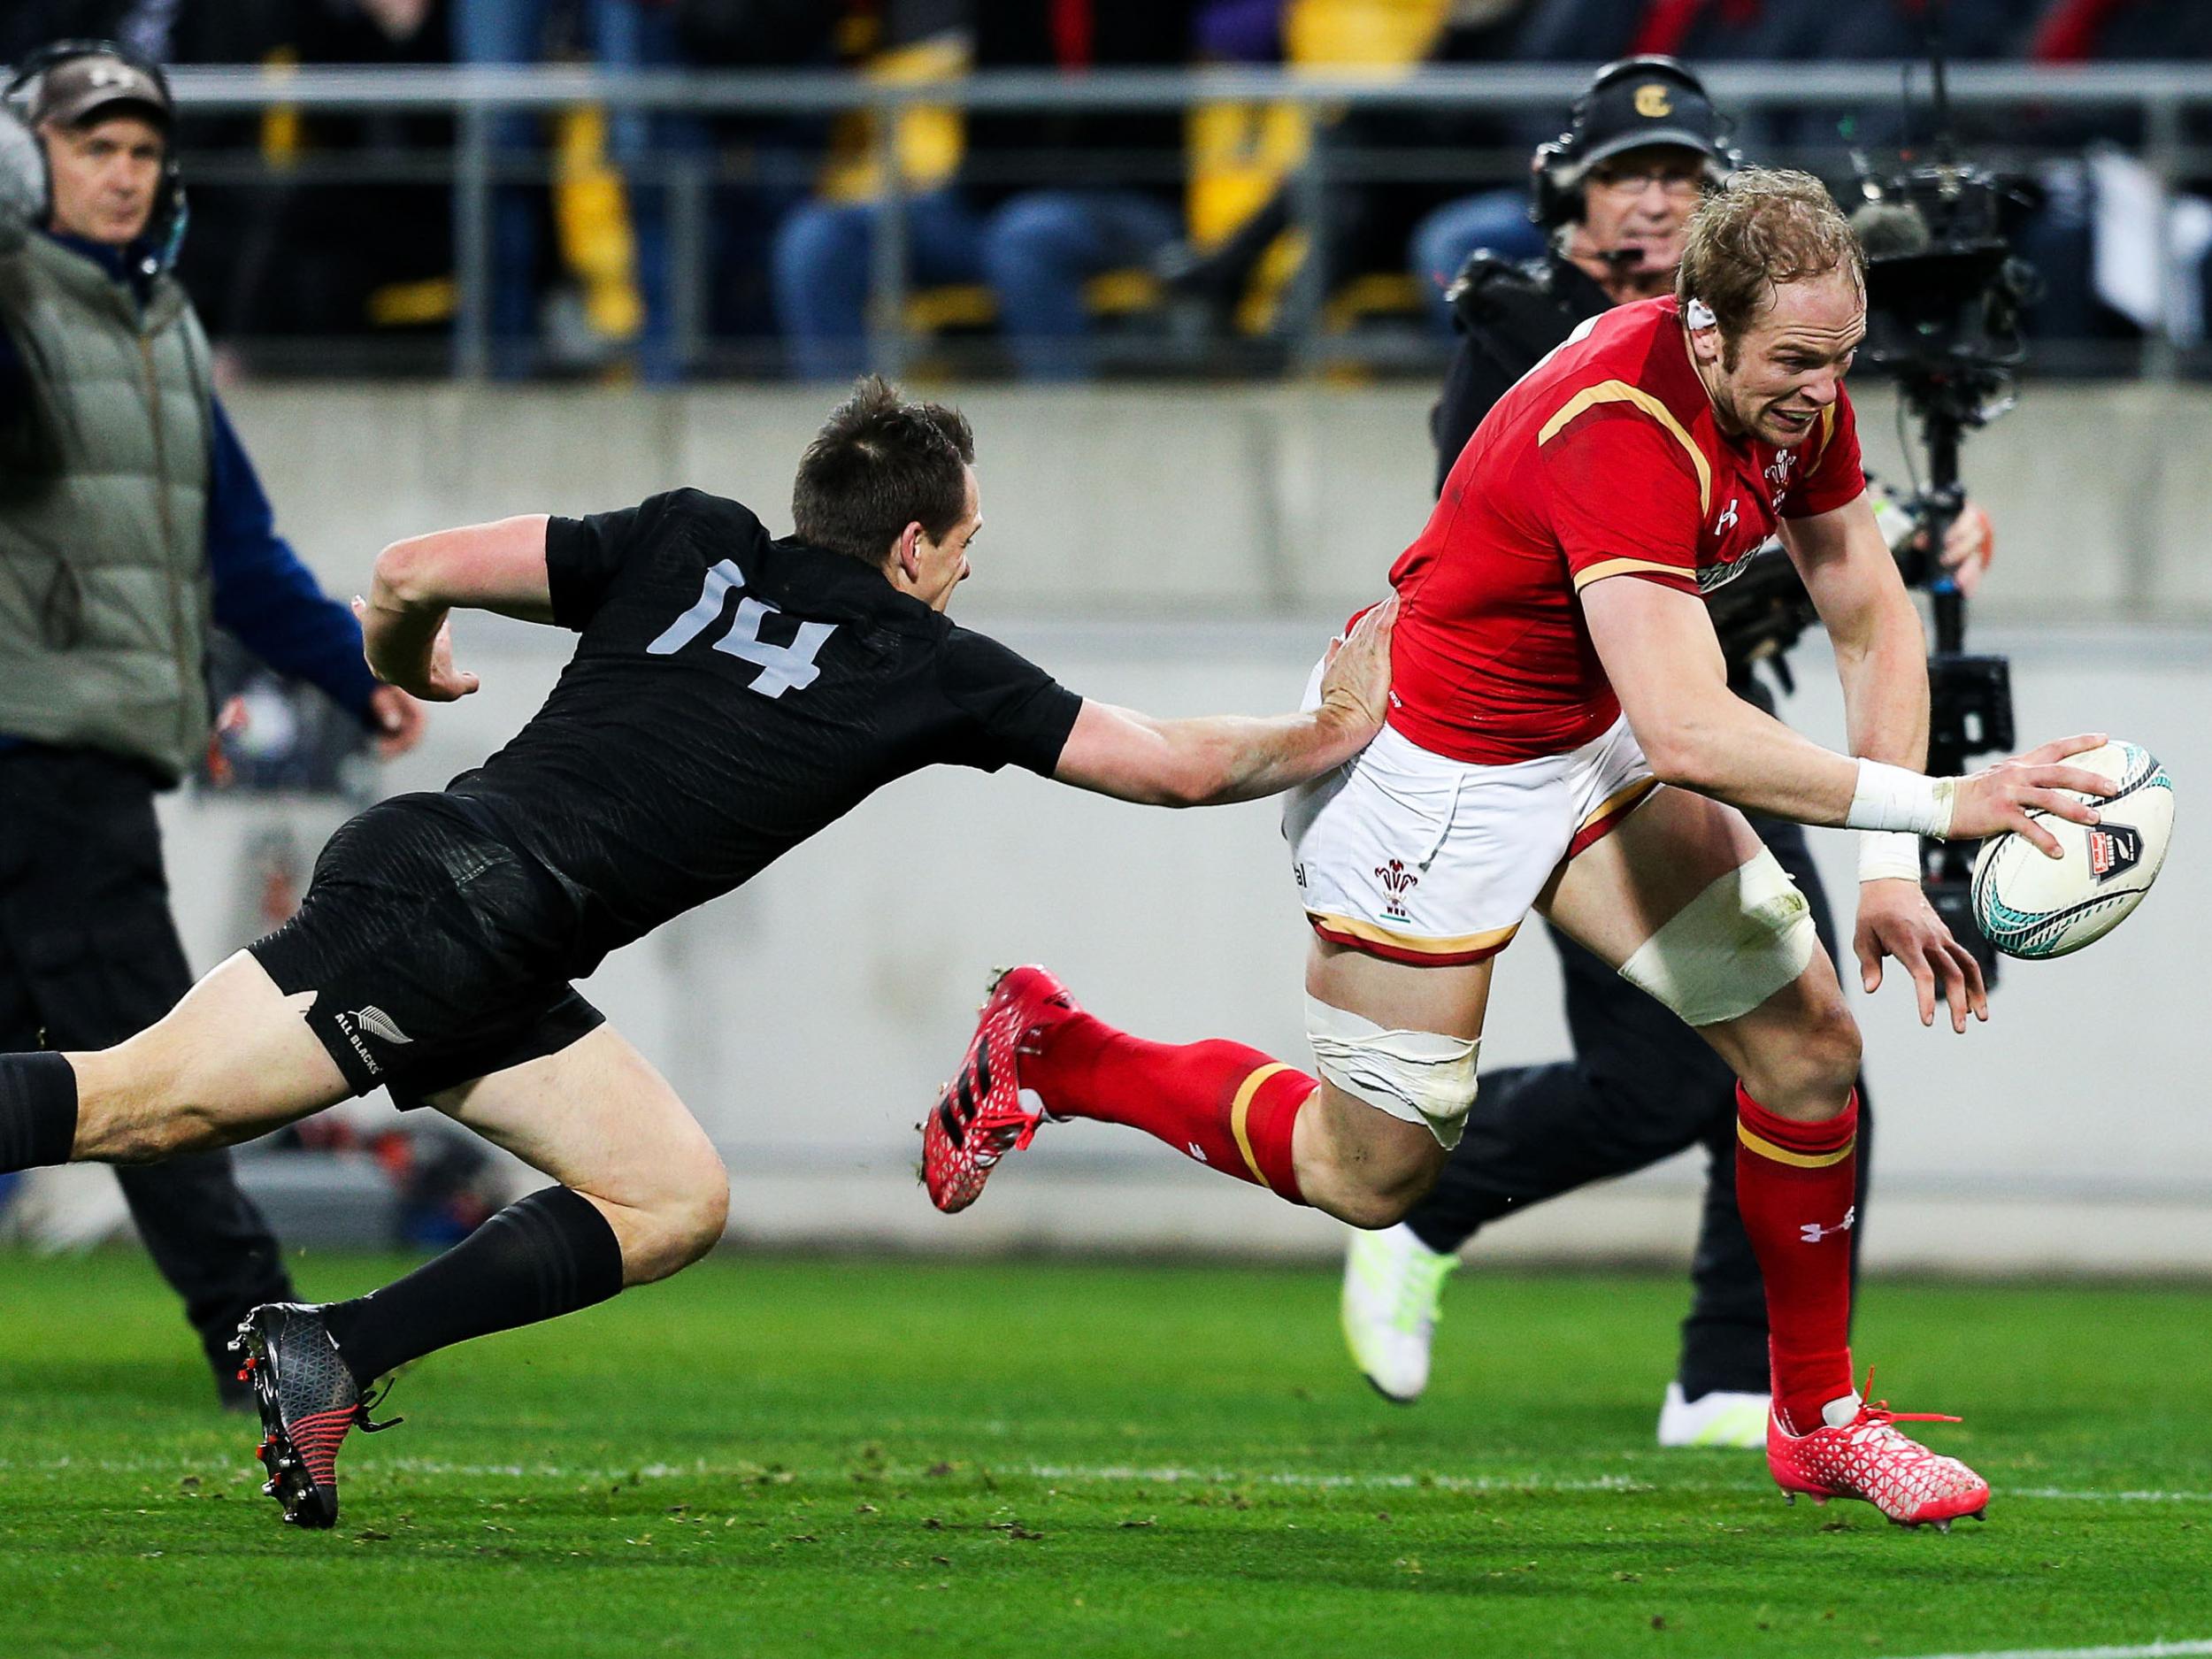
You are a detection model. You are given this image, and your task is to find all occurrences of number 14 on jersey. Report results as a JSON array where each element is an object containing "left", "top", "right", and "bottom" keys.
[{"left": 648, "top": 560, "right": 836, "bottom": 699}]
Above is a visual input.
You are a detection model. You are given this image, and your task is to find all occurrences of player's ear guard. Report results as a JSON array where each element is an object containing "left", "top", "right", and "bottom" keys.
[
  {"left": 1304, "top": 996, "right": 1479, "bottom": 1149},
  {"left": 1617, "top": 846, "right": 1817, "bottom": 1026}
]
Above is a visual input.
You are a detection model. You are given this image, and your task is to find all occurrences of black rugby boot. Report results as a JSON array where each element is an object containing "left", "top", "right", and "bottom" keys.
[{"left": 230, "top": 1303, "right": 402, "bottom": 1529}]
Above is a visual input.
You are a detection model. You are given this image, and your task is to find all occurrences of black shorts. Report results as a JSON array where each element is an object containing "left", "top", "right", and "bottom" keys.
[{"left": 250, "top": 793, "right": 603, "bottom": 1109}]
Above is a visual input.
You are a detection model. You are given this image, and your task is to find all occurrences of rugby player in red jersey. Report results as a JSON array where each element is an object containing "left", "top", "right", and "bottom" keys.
[{"left": 926, "top": 171, "right": 2114, "bottom": 1530}]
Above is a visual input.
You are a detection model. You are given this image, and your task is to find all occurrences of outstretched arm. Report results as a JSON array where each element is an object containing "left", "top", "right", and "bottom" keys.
[
  {"left": 1580, "top": 572, "right": 2107, "bottom": 843},
  {"left": 1054, "top": 599, "right": 1396, "bottom": 807},
  {"left": 1581, "top": 565, "right": 2111, "bottom": 1031},
  {"left": 354, "top": 515, "right": 553, "bottom": 700}
]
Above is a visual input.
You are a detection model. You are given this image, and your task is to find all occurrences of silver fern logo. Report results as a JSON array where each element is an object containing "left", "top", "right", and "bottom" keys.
[
  {"left": 326, "top": 1002, "right": 410, "bottom": 1078},
  {"left": 348, "top": 1006, "right": 413, "bottom": 1045}
]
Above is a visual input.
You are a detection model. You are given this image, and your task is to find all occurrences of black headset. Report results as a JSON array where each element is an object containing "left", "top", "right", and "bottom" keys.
[
  {"left": 4, "top": 38, "right": 187, "bottom": 276},
  {"left": 1529, "top": 56, "right": 1740, "bottom": 231}
]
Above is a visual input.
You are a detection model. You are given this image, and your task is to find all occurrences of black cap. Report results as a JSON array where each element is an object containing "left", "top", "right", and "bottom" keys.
[
  {"left": 1564, "top": 64, "right": 1727, "bottom": 182},
  {"left": 26, "top": 51, "right": 172, "bottom": 133}
]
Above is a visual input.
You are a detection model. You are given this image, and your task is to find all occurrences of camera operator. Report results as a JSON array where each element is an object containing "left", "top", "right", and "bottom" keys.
[
  {"left": 1339, "top": 56, "right": 1993, "bottom": 1448},
  {"left": 0, "top": 43, "right": 425, "bottom": 1406}
]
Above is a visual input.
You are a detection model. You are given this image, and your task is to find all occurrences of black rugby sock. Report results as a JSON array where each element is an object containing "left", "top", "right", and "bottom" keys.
[
  {"left": 0, "top": 1052, "right": 78, "bottom": 1173},
  {"left": 320, "top": 1185, "right": 625, "bottom": 1388}
]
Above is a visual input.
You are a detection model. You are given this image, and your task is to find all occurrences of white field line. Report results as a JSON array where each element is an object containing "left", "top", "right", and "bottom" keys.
[
  {"left": 4, "top": 1455, "right": 2211, "bottom": 1506},
  {"left": 1888, "top": 1643, "right": 2212, "bottom": 1659}
]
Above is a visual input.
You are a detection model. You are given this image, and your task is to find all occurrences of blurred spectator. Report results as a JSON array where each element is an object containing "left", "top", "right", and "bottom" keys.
[
  {"left": 1164, "top": 1, "right": 1534, "bottom": 344},
  {"left": 2013, "top": 0, "right": 2212, "bottom": 356},
  {"left": 769, "top": 0, "right": 972, "bottom": 381},
  {"left": 670, "top": 0, "right": 842, "bottom": 363},
  {"left": 772, "top": 0, "right": 1194, "bottom": 382},
  {"left": 170, "top": 2, "right": 457, "bottom": 371},
  {"left": 1401, "top": 1, "right": 1561, "bottom": 320},
  {"left": 2033, "top": 0, "right": 2212, "bottom": 67},
  {"left": 450, "top": 0, "right": 695, "bottom": 380},
  {"left": 27, "top": 0, "right": 2212, "bottom": 378},
  {"left": 1323, "top": 1, "right": 1540, "bottom": 326},
  {"left": 964, "top": 2, "right": 1193, "bottom": 380}
]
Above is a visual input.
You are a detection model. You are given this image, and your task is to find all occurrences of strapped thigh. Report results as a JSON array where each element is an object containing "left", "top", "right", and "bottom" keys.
[
  {"left": 1304, "top": 995, "right": 1480, "bottom": 1149},
  {"left": 1617, "top": 844, "right": 1818, "bottom": 1027}
]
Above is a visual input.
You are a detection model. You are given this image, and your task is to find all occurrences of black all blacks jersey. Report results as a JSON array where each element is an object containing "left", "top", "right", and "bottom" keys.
[{"left": 443, "top": 488, "right": 1083, "bottom": 974}]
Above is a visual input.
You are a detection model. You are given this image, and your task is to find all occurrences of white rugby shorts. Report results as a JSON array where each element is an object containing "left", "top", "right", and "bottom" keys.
[{"left": 1284, "top": 695, "right": 1656, "bottom": 967}]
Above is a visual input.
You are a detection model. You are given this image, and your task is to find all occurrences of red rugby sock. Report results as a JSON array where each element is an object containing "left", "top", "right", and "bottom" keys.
[
  {"left": 1023, "top": 1009, "right": 1311, "bottom": 1202},
  {"left": 1734, "top": 1083, "right": 1860, "bottom": 1434}
]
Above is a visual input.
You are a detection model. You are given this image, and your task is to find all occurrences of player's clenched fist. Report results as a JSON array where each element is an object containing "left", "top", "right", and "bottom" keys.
[
  {"left": 352, "top": 594, "right": 481, "bottom": 703},
  {"left": 1945, "top": 732, "right": 2116, "bottom": 857}
]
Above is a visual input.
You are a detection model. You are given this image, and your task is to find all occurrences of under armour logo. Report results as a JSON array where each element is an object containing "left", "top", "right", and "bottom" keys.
[
  {"left": 1800, "top": 1205, "right": 1855, "bottom": 1244},
  {"left": 1714, "top": 497, "right": 1740, "bottom": 536}
]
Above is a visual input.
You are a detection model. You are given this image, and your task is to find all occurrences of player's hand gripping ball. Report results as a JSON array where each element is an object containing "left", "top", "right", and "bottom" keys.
[{"left": 1970, "top": 740, "right": 2173, "bottom": 959}]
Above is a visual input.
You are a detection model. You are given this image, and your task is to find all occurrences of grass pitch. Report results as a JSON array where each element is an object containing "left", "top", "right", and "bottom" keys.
[{"left": 2, "top": 1250, "right": 2208, "bottom": 1659}]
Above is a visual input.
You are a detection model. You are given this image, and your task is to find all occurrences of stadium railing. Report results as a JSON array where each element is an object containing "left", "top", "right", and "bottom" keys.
[{"left": 153, "top": 62, "right": 2212, "bottom": 381}]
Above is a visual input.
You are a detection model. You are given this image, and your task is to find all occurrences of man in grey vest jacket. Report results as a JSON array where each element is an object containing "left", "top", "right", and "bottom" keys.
[{"left": 0, "top": 44, "right": 425, "bottom": 1405}]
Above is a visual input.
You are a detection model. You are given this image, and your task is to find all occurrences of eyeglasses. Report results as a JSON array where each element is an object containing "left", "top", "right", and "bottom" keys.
[{"left": 1588, "top": 165, "right": 1706, "bottom": 196}]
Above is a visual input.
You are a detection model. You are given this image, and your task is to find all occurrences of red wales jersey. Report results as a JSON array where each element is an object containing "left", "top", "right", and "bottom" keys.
[{"left": 1386, "top": 295, "right": 1865, "bottom": 764}]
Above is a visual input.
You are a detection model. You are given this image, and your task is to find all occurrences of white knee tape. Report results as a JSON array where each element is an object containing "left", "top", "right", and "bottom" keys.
[
  {"left": 1617, "top": 846, "right": 1818, "bottom": 1027},
  {"left": 1303, "top": 995, "right": 1479, "bottom": 1149}
]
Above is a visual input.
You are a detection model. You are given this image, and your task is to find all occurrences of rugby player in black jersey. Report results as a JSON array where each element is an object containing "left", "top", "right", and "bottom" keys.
[{"left": 0, "top": 377, "right": 1395, "bottom": 1530}]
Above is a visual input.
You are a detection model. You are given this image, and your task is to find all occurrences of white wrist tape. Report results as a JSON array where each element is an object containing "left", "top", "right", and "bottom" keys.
[
  {"left": 1845, "top": 759, "right": 1956, "bottom": 839},
  {"left": 1856, "top": 830, "right": 1924, "bottom": 884}
]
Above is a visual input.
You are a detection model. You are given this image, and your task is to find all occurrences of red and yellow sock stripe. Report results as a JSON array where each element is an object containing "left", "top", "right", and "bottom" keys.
[
  {"left": 1736, "top": 1119, "right": 1856, "bottom": 1168},
  {"left": 1734, "top": 1082, "right": 1860, "bottom": 1167},
  {"left": 1227, "top": 1062, "right": 1312, "bottom": 1202}
]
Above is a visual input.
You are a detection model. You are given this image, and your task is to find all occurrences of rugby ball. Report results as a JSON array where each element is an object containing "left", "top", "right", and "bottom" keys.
[{"left": 1970, "top": 740, "right": 2174, "bottom": 959}]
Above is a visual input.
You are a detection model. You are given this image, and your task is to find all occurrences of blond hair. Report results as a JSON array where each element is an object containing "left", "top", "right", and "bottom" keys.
[{"left": 1677, "top": 168, "right": 1864, "bottom": 366}]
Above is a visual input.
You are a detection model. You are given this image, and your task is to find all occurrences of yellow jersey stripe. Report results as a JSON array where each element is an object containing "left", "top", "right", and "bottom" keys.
[
  {"left": 1571, "top": 557, "right": 1692, "bottom": 591},
  {"left": 1537, "top": 380, "right": 1712, "bottom": 515},
  {"left": 1579, "top": 775, "right": 1660, "bottom": 833},
  {"left": 1738, "top": 1122, "right": 1856, "bottom": 1170},
  {"left": 1306, "top": 911, "right": 1520, "bottom": 956},
  {"left": 1229, "top": 1062, "right": 1295, "bottom": 1189}
]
